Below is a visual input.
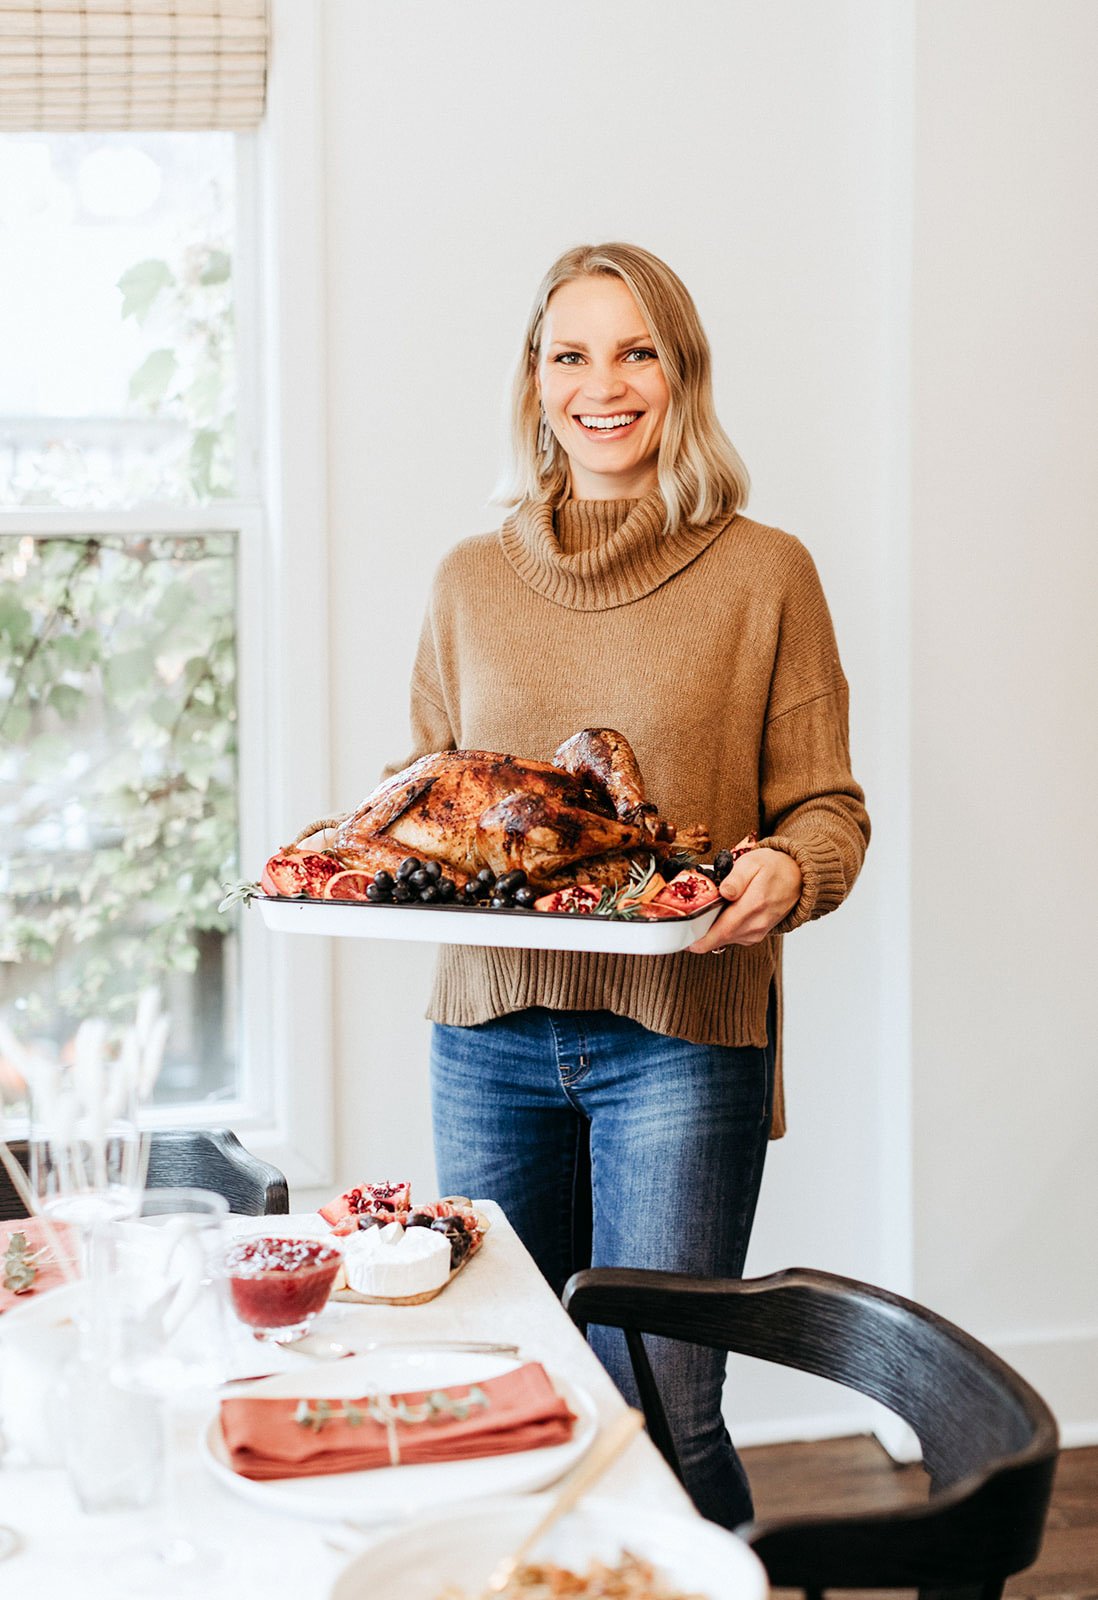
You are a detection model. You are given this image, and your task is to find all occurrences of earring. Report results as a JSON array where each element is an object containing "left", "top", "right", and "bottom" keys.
[{"left": 538, "top": 410, "right": 553, "bottom": 455}]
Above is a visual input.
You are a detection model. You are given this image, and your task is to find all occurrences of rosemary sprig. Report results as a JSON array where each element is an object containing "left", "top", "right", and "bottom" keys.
[
  {"left": 626, "top": 854, "right": 661, "bottom": 897},
  {"left": 594, "top": 885, "right": 640, "bottom": 920},
  {"left": 584, "top": 854, "right": 663, "bottom": 921}
]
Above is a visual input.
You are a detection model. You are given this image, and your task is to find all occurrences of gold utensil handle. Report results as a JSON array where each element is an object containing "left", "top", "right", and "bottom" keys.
[{"left": 487, "top": 1406, "right": 646, "bottom": 1592}]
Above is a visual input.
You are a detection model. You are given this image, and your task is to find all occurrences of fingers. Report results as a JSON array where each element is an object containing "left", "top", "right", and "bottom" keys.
[
  {"left": 686, "top": 912, "right": 732, "bottom": 955},
  {"left": 691, "top": 899, "right": 773, "bottom": 950},
  {"left": 688, "top": 848, "right": 803, "bottom": 953},
  {"left": 718, "top": 848, "right": 758, "bottom": 904},
  {"left": 714, "top": 834, "right": 758, "bottom": 891},
  {"left": 687, "top": 891, "right": 769, "bottom": 952}
]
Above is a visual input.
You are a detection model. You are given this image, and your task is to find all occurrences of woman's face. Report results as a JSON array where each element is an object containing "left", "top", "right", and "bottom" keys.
[{"left": 536, "top": 275, "right": 670, "bottom": 499}]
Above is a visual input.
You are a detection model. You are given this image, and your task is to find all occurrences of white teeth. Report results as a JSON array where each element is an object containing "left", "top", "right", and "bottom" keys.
[{"left": 578, "top": 413, "right": 640, "bottom": 430}]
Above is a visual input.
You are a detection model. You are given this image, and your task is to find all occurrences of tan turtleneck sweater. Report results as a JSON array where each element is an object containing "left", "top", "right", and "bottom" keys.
[{"left": 387, "top": 490, "right": 870, "bottom": 1137}]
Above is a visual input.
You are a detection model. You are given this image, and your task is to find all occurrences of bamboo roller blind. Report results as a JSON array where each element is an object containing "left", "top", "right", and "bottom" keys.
[{"left": 0, "top": 0, "right": 270, "bottom": 130}]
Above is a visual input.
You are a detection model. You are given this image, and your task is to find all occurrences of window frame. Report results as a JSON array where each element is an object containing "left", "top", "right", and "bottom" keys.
[{"left": 0, "top": 2, "right": 334, "bottom": 1191}]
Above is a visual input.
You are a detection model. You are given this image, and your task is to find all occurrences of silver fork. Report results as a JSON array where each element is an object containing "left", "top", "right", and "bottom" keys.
[
  {"left": 223, "top": 1335, "right": 522, "bottom": 1383},
  {"left": 283, "top": 1334, "right": 520, "bottom": 1359}
]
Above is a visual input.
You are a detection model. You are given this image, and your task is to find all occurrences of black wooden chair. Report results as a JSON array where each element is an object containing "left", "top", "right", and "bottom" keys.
[
  {"left": 562, "top": 1267, "right": 1059, "bottom": 1600},
  {"left": 0, "top": 1129, "right": 289, "bottom": 1220}
]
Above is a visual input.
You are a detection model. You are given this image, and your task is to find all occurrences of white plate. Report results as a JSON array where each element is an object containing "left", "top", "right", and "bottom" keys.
[
  {"left": 202, "top": 1349, "right": 597, "bottom": 1524},
  {"left": 328, "top": 1493, "right": 769, "bottom": 1600},
  {"left": 257, "top": 894, "right": 720, "bottom": 954}
]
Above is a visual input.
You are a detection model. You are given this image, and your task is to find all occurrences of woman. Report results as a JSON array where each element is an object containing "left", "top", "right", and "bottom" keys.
[{"left": 393, "top": 243, "right": 869, "bottom": 1528}]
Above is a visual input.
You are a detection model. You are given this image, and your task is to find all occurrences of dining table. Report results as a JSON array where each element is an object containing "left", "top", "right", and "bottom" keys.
[{"left": 0, "top": 1201, "right": 734, "bottom": 1599}]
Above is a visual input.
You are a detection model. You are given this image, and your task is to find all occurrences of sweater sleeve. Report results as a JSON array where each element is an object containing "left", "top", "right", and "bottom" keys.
[
  {"left": 378, "top": 602, "right": 457, "bottom": 782},
  {"left": 756, "top": 543, "right": 870, "bottom": 933}
]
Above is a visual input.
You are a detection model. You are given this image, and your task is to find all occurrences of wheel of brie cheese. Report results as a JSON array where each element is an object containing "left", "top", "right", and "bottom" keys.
[{"left": 341, "top": 1220, "right": 452, "bottom": 1299}]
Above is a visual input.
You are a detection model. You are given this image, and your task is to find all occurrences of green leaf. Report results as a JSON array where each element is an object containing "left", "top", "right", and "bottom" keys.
[
  {"left": 1, "top": 704, "right": 31, "bottom": 743},
  {"left": 189, "top": 429, "right": 217, "bottom": 498},
  {"left": 180, "top": 655, "right": 210, "bottom": 694},
  {"left": 129, "top": 348, "right": 177, "bottom": 407},
  {"left": 15, "top": 932, "right": 55, "bottom": 964},
  {"left": 153, "top": 581, "right": 195, "bottom": 632},
  {"left": 129, "top": 713, "right": 170, "bottom": 750},
  {"left": 52, "top": 631, "right": 100, "bottom": 672},
  {"left": 104, "top": 649, "right": 158, "bottom": 700},
  {"left": 147, "top": 693, "right": 179, "bottom": 730},
  {"left": 200, "top": 249, "right": 231, "bottom": 286},
  {"left": 183, "top": 368, "right": 220, "bottom": 423},
  {"left": 47, "top": 682, "right": 84, "bottom": 721},
  {"left": 0, "top": 592, "right": 34, "bottom": 651},
  {"left": 117, "top": 259, "right": 175, "bottom": 322}
]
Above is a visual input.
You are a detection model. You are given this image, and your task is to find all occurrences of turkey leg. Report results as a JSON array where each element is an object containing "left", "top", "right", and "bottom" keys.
[
  {"left": 553, "top": 728, "right": 676, "bottom": 841},
  {"left": 475, "top": 792, "right": 647, "bottom": 879}
]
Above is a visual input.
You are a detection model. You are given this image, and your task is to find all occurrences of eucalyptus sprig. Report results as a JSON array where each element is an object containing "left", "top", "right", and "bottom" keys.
[
  {"left": 293, "top": 1385, "right": 490, "bottom": 1434},
  {"left": 218, "top": 879, "right": 261, "bottom": 913},
  {"left": 2, "top": 1230, "right": 51, "bottom": 1295}
]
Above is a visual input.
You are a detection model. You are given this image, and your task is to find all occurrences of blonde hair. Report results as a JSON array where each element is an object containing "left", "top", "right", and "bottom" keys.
[{"left": 494, "top": 242, "right": 749, "bottom": 532}]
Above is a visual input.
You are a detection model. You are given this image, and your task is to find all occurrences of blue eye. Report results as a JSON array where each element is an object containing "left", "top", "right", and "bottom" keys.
[{"left": 554, "top": 352, "right": 583, "bottom": 364}]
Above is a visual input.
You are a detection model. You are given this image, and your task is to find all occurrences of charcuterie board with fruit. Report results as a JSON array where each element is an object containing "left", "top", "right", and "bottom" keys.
[
  {"left": 318, "top": 1182, "right": 489, "bottom": 1306},
  {"left": 220, "top": 728, "right": 752, "bottom": 955}
]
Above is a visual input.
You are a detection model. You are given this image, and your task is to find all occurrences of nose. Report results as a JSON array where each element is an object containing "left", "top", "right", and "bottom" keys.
[{"left": 581, "top": 361, "right": 627, "bottom": 403}]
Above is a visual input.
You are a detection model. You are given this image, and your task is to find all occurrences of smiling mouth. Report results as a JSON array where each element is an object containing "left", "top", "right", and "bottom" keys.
[{"left": 575, "top": 412, "right": 642, "bottom": 434}]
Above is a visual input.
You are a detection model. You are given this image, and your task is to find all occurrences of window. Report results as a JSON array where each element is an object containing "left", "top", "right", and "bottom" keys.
[
  {"left": 1, "top": 131, "right": 244, "bottom": 1108},
  {"left": 0, "top": 4, "right": 331, "bottom": 1187},
  {"left": 0, "top": 132, "right": 238, "bottom": 509}
]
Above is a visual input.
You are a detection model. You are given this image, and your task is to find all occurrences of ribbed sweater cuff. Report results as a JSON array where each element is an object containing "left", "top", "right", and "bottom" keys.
[{"left": 760, "top": 832, "right": 851, "bottom": 934}]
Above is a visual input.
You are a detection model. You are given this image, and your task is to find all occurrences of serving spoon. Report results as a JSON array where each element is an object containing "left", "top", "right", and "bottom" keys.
[{"left": 483, "top": 1406, "right": 646, "bottom": 1594}]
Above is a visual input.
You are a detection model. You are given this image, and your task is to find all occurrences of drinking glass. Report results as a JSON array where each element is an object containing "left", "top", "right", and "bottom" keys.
[
  {"left": 29, "top": 1086, "right": 145, "bottom": 1229},
  {"left": 107, "top": 1188, "right": 230, "bottom": 1580}
]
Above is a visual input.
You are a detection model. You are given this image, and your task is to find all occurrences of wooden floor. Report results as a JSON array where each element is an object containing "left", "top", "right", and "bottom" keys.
[{"left": 740, "top": 1436, "right": 1098, "bottom": 1600}]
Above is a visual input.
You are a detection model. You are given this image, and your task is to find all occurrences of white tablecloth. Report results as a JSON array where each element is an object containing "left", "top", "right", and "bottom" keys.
[{"left": 0, "top": 1204, "right": 697, "bottom": 1598}]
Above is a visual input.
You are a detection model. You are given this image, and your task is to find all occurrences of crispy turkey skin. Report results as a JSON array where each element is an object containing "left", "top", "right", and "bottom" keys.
[{"left": 322, "top": 729, "right": 709, "bottom": 887}]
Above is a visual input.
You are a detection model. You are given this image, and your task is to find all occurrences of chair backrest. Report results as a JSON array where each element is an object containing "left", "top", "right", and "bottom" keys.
[
  {"left": 0, "top": 1129, "right": 289, "bottom": 1219},
  {"left": 563, "top": 1267, "right": 1059, "bottom": 1600}
]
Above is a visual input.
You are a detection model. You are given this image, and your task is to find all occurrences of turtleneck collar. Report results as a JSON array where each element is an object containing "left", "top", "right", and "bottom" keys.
[{"left": 499, "top": 487, "right": 738, "bottom": 612}]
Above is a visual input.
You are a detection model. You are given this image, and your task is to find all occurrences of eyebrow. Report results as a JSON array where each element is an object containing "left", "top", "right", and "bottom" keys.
[{"left": 548, "top": 335, "right": 654, "bottom": 351}]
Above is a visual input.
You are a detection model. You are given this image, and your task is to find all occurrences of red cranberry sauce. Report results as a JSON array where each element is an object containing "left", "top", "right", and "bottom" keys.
[{"left": 224, "top": 1236, "right": 341, "bottom": 1328}]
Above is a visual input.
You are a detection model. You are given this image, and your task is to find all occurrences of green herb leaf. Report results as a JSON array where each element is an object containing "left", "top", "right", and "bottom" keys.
[{"left": 117, "top": 258, "right": 175, "bottom": 322}]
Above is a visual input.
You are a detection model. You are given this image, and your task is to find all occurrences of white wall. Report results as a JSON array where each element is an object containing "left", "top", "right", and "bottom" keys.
[
  {"left": 290, "top": 0, "right": 1098, "bottom": 1444},
  {"left": 911, "top": 0, "right": 1098, "bottom": 1442}
]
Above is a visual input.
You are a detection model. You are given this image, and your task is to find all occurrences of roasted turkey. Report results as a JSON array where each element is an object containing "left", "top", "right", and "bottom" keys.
[{"left": 289, "top": 729, "right": 709, "bottom": 890}]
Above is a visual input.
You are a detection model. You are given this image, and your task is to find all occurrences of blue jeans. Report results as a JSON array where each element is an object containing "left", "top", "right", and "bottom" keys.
[{"left": 430, "top": 1006, "right": 775, "bottom": 1529}]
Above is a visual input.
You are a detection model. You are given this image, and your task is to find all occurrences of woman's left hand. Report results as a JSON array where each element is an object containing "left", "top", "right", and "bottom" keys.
[{"left": 687, "top": 847, "right": 802, "bottom": 953}]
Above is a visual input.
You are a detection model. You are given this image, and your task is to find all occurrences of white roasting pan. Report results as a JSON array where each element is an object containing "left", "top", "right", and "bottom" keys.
[{"left": 255, "top": 892, "right": 722, "bottom": 955}]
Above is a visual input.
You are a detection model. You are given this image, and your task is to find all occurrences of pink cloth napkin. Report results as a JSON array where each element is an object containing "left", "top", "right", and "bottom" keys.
[{"left": 219, "top": 1361, "right": 576, "bottom": 1480}]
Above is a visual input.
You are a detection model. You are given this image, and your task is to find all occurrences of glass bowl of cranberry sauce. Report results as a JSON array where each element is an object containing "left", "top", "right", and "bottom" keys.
[{"left": 222, "top": 1236, "right": 342, "bottom": 1341}]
